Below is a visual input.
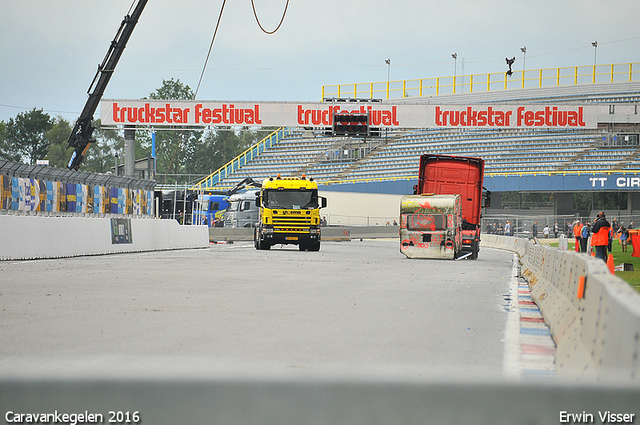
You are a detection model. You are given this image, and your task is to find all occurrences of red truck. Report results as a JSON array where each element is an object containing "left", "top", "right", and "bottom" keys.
[{"left": 413, "top": 154, "right": 490, "bottom": 259}]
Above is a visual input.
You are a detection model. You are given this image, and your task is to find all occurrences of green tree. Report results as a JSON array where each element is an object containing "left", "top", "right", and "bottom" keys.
[
  {"left": 0, "top": 120, "right": 20, "bottom": 162},
  {"left": 149, "top": 78, "right": 195, "bottom": 101},
  {"left": 5, "top": 109, "right": 53, "bottom": 164},
  {"left": 147, "top": 79, "right": 203, "bottom": 184},
  {"left": 82, "top": 120, "right": 124, "bottom": 173},
  {"left": 45, "top": 117, "right": 73, "bottom": 168}
]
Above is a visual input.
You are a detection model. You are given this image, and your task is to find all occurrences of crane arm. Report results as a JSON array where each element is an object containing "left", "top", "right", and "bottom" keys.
[{"left": 67, "top": 0, "right": 148, "bottom": 170}]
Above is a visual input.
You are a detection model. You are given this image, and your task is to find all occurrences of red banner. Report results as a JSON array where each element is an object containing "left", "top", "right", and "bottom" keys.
[{"left": 100, "top": 100, "right": 599, "bottom": 130}]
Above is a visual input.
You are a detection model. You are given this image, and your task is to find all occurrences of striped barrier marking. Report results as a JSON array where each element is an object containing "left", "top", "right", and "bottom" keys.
[{"left": 503, "top": 254, "right": 556, "bottom": 379}]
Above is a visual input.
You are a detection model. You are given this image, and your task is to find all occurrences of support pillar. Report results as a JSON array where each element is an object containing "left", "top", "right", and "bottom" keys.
[
  {"left": 486, "top": 192, "right": 501, "bottom": 211},
  {"left": 628, "top": 191, "right": 640, "bottom": 216},
  {"left": 554, "top": 192, "right": 574, "bottom": 216},
  {"left": 124, "top": 125, "right": 135, "bottom": 177}
]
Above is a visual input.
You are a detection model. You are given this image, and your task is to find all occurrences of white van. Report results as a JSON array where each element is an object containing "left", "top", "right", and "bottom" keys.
[{"left": 223, "top": 190, "right": 259, "bottom": 228}]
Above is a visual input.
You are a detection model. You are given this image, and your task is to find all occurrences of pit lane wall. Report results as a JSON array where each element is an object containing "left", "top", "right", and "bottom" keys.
[
  {"left": 0, "top": 215, "right": 209, "bottom": 260},
  {"left": 482, "top": 234, "right": 640, "bottom": 381}
]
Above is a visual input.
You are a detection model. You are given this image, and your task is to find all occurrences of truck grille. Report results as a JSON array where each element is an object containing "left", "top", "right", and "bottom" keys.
[{"left": 272, "top": 216, "right": 312, "bottom": 233}]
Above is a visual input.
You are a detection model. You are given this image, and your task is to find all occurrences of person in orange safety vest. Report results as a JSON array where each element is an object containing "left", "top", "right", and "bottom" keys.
[
  {"left": 591, "top": 211, "right": 611, "bottom": 262},
  {"left": 573, "top": 220, "right": 583, "bottom": 252}
]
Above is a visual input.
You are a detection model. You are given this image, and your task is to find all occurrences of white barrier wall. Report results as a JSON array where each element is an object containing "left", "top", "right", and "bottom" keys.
[
  {"left": 0, "top": 215, "right": 209, "bottom": 260},
  {"left": 482, "top": 234, "right": 640, "bottom": 381}
]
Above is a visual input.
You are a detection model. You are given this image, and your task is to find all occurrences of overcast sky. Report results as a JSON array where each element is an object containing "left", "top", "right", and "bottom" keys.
[{"left": 1, "top": 0, "right": 639, "bottom": 122}]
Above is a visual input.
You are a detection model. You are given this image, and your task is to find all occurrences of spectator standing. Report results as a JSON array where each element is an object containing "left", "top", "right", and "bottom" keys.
[
  {"left": 581, "top": 222, "right": 590, "bottom": 253},
  {"left": 554, "top": 222, "right": 559, "bottom": 238},
  {"left": 573, "top": 220, "right": 583, "bottom": 252},
  {"left": 543, "top": 224, "right": 550, "bottom": 239},
  {"left": 618, "top": 225, "right": 629, "bottom": 252},
  {"left": 591, "top": 212, "right": 611, "bottom": 262},
  {"left": 504, "top": 221, "right": 511, "bottom": 237},
  {"left": 532, "top": 222, "right": 538, "bottom": 239}
]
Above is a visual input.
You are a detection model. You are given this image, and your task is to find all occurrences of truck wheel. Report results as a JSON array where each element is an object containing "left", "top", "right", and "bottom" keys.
[
  {"left": 308, "top": 241, "right": 321, "bottom": 252},
  {"left": 255, "top": 229, "right": 270, "bottom": 250},
  {"left": 470, "top": 241, "right": 479, "bottom": 260}
]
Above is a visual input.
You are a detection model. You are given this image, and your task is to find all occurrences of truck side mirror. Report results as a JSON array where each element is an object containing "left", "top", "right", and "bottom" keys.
[
  {"left": 320, "top": 197, "right": 327, "bottom": 209},
  {"left": 483, "top": 190, "right": 491, "bottom": 208},
  {"left": 255, "top": 196, "right": 260, "bottom": 207}
]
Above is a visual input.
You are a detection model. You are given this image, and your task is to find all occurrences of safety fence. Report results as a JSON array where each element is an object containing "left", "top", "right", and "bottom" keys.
[
  {"left": 483, "top": 234, "right": 640, "bottom": 381},
  {"left": 322, "top": 62, "right": 640, "bottom": 100},
  {"left": 0, "top": 160, "right": 156, "bottom": 217}
]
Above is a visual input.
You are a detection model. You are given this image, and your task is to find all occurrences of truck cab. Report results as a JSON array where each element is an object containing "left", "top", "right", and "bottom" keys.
[
  {"left": 414, "top": 154, "right": 489, "bottom": 259},
  {"left": 194, "top": 194, "right": 228, "bottom": 227},
  {"left": 254, "top": 175, "right": 327, "bottom": 251},
  {"left": 223, "top": 190, "right": 260, "bottom": 228}
]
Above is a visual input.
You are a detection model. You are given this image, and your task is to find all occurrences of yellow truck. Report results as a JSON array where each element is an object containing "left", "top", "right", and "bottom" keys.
[
  {"left": 399, "top": 194, "right": 462, "bottom": 259},
  {"left": 254, "top": 175, "right": 327, "bottom": 251}
]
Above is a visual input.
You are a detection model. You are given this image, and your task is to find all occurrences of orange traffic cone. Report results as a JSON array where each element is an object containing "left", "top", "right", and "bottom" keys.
[{"left": 607, "top": 254, "right": 615, "bottom": 274}]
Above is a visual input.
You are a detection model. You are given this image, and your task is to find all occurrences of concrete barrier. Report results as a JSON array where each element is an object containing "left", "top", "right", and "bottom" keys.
[
  {"left": 0, "top": 215, "right": 209, "bottom": 260},
  {"left": 208, "top": 226, "right": 398, "bottom": 243},
  {"left": 483, "top": 235, "right": 640, "bottom": 381},
  {"left": 1, "top": 370, "right": 640, "bottom": 425}
]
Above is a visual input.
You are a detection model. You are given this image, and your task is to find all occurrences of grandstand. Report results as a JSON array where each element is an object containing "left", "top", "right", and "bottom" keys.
[{"left": 193, "top": 63, "right": 640, "bottom": 196}]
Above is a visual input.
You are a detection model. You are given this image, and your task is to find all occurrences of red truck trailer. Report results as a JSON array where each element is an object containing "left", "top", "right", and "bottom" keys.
[{"left": 414, "top": 154, "right": 490, "bottom": 259}]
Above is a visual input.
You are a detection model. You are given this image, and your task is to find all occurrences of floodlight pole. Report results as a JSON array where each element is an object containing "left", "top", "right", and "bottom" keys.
[
  {"left": 385, "top": 58, "right": 391, "bottom": 99},
  {"left": 521, "top": 46, "right": 527, "bottom": 88},
  {"left": 592, "top": 41, "right": 598, "bottom": 83},
  {"left": 451, "top": 53, "right": 457, "bottom": 94}
]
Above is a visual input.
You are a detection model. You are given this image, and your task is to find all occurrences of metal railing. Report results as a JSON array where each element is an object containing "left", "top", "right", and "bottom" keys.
[
  {"left": 191, "top": 127, "right": 291, "bottom": 190},
  {"left": 0, "top": 160, "right": 155, "bottom": 190},
  {"left": 322, "top": 62, "right": 640, "bottom": 100}
]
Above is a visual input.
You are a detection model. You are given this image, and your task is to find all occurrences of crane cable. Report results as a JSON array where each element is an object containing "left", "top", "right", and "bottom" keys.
[
  {"left": 251, "top": 0, "right": 290, "bottom": 34},
  {"left": 195, "top": 0, "right": 290, "bottom": 98},
  {"left": 195, "top": 0, "right": 227, "bottom": 98}
]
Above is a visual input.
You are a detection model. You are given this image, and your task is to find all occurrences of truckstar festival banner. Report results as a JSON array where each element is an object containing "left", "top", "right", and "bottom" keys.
[{"left": 101, "top": 100, "right": 598, "bottom": 130}]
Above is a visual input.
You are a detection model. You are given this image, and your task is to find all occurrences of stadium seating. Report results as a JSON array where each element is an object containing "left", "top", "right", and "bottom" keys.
[{"left": 208, "top": 83, "right": 640, "bottom": 189}]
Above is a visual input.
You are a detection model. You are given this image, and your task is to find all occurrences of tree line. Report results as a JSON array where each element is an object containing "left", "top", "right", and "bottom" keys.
[{"left": 0, "top": 79, "right": 271, "bottom": 184}]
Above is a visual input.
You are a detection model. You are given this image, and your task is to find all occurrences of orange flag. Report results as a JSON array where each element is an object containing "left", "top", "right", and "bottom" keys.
[{"left": 631, "top": 234, "right": 640, "bottom": 258}]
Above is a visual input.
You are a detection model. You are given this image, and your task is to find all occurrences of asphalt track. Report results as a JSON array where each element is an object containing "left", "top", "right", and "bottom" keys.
[{"left": 0, "top": 239, "right": 529, "bottom": 379}]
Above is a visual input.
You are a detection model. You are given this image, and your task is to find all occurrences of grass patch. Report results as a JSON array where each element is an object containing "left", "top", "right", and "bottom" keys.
[{"left": 537, "top": 238, "right": 640, "bottom": 293}]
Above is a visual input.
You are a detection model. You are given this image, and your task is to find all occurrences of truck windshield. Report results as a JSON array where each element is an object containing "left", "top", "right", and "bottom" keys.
[{"left": 264, "top": 189, "right": 317, "bottom": 209}]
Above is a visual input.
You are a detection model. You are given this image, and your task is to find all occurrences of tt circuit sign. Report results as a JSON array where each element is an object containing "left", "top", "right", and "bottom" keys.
[
  {"left": 101, "top": 100, "right": 598, "bottom": 130},
  {"left": 486, "top": 173, "right": 640, "bottom": 193}
]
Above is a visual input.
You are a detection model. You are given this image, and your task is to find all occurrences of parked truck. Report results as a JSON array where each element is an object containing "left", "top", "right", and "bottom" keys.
[
  {"left": 224, "top": 190, "right": 260, "bottom": 228},
  {"left": 402, "top": 154, "right": 489, "bottom": 259},
  {"left": 193, "top": 194, "right": 229, "bottom": 227},
  {"left": 254, "top": 175, "right": 327, "bottom": 251}
]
